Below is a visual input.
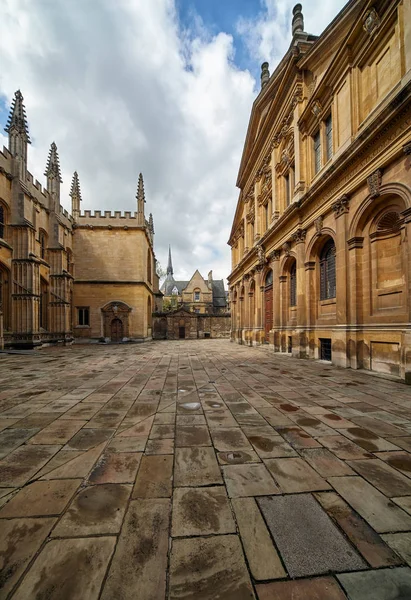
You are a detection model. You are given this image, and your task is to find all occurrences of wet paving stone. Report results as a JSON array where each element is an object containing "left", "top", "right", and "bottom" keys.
[
  {"left": 256, "top": 577, "right": 348, "bottom": 600},
  {"left": 315, "top": 491, "right": 402, "bottom": 568},
  {"left": 2, "top": 339, "right": 411, "bottom": 598},
  {"left": 12, "top": 536, "right": 116, "bottom": 600},
  {"left": 52, "top": 483, "right": 131, "bottom": 537},
  {"left": 258, "top": 494, "right": 366, "bottom": 577},
  {"left": 0, "top": 479, "right": 81, "bottom": 518},
  {"left": 222, "top": 463, "right": 280, "bottom": 497},
  {"left": 337, "top": 567, "right": 411, "bottom": 600},
  {"left": 172, "top": 486, "right": 235, "bottom": 537},
  {"left": 0, "top": 517, "right": 56, "bottom": 597},
  {"left": 174, "top": 446, "right": 222, "bottom": 486},
  {"left": 133, "top": 454, "right": 173, "bottom": 497},
  {"left": 169, "top": 535, "right": 254, "bottom": 600},
  {"left": 101, "top": 499, "right": 170, "bottom": 600}
]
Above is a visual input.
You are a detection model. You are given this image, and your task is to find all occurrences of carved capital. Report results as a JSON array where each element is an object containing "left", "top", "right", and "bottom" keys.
[
  {"left": 363, "top": 7, "right": 380, "bottom": 36},
  {"left": 314, "top": 216, "right": 323, "bottom": 235},
  {"left": 305, "top": 261, "right": 315, "bottom": 271},
  {"left": 332, "top": 195, "right": 350, "bottom": 218},
  {"left": 255, "top": 243, "right": 266, "bottom": 266},
  {"left": 282, "top": 242, "right": 291, "bottom": 257},
  {"left": 268, "top": 249, "right": 281, "bottom": 262},
  {"left": 311, "top": 100, "right": 322, "bottom": 119},
  {"left": 255, "top": 264, "right": 264, "bottom": 273},
  {"left": 367, "top": 169, "right": 382, "bottom": 198},
  {"left": 292, "top": 228, "right": 307, "bottom": 244}
]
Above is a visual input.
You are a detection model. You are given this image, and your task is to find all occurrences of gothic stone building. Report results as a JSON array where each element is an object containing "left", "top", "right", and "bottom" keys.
[
  {"left": 228, "top": 1, "right": 411, "bottom": 382},
  {"left": 153, "top": 247, "right": 230, "bottom": 339},
  {"left": 0, "top": 91, "right": 157, "bottom": 347}
]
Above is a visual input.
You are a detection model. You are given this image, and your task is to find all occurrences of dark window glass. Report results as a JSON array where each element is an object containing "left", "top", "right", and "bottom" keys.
[
  {"left": 290, "top": 262, "right": 297, "bottom": 307},
  {"left": 325, "top": 115, "right": 333, "bottom": 161},
  {"left": 265, "top": 269, "right": 273, "bottom": 287},
  {"left": 285, "top": 173, "right": 290, "bottom": 206},
  {"left": 320, "top": 338, "right": 332, "bottom": 361},
  {"left": 39, "top": 232, "right": 46, "bottom": 260},
  {"left": 314, "top": 130, "right": 321, "bottom": 173},
  {"left": 320, "top": 239, "right": 336, "bottom": 300},
  {"left": 77, "top": 307, "right": 90, "bottom": 326}
]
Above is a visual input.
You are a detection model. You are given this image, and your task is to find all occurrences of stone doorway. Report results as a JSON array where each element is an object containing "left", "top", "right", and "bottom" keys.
[
  {"left": 179, "top": 326, "right": 185, "bottom": 339},
  {"left": 102, "top": 301, "right": 131, "bottom": 341},
  {"left": 111, "top": 318, "right": 123, "bottom": 342}
]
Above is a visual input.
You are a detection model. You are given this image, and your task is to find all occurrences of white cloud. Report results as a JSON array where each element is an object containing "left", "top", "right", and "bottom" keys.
[{"left": 0, "top": 0, "right": 347, "bottom": 284}]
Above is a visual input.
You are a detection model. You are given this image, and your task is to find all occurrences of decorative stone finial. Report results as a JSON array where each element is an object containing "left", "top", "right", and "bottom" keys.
[
  {"left": 5, "top": 90, "right": 31, "bottom": 143},
  {"left": 167, "top": 245, "right": 173, "bottom": 276},
  {"left": 70, "top": 171, "right": 82, "bottom": 202},
  {"left": 261, "top": 62, "right": 270, "bottom": 89},
  {"left": 136, "top": 172, "right": 145, "bottom": 204},
  {"left": 44, "top": 142, "right": 62, "bottom": 182},
  {"left": 149, "top": 213, "right": 154, "bottom": 234},
  {"left": 292, "top": 4, "right": 304, "bottom": 36}
]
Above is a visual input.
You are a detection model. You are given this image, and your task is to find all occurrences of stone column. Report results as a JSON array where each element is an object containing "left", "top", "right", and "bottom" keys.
[
  {"left": 254, "top": 265, "right": 264, "bottom": 344},
  {"left": 305, "top": 260, "right": 315, "bottom": 358},
  {"left": 268, "top": 249, "right": 281, "bottom": 350},
  {"left": 347, "top": 236, "right": 363, "bottom": 369},
  {"left": 292, "top": 228, "right": 307, "bottom": 358},
  {"left": 332, "top": 195, "right": 350, "bottom": 367}
]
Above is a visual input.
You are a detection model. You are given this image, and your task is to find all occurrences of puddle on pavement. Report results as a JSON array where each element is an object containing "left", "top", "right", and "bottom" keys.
[
  {"left": 179, "top": 402, "right": 201, "bottom": 411},
  {"left": 219, "top": 451, "right": 251, "bottom": 464}
]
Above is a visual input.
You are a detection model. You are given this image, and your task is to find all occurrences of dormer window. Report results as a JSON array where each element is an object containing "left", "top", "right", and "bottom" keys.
[{"left": 172, "top": 286, "right": 179, "bottom": 295}]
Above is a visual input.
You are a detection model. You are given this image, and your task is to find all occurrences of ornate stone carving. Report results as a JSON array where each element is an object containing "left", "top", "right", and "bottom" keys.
[
  {"left": 311, "top": 100, "right": 322, "bottom": 119},
  {"left": 367, "top": 169, "right": 382, "bottom": 198},
  {"left": 292, "top": 228, "right": 307, "bottom": 244},
  {"left": 246, "top": 204, "right": 255, "bottom": 224},
  {"left": 268, "top": 249, "right": 281, "bottom": 262},
  {"left": 256, "top": 244, "right": 265, "bottom": 265},
  {"left": 282, "top": 242, "right": 291, "bottom": 257},
  {"left": 314, "top": 216, "right": 323, "bottom": 235},
  {"left": 403, "top": 142, "right": 411, "bottom": 155},
  {"left": 363, "top": 7, "right": 380, "bottom": 36},
  {"left": 332, "top": 195, "right": 350, "bottom": 218}
]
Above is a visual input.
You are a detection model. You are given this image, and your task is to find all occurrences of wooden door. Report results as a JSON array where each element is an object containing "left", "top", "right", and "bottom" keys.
[
  {"left": 264, "top": 286, "right": 273, "bottom": 338},
  {"left": 111, "top": 318, "right": 123, "bottom": 342},
  {"left": 179, "top": 326, "right": 185, "bottom": 339}
]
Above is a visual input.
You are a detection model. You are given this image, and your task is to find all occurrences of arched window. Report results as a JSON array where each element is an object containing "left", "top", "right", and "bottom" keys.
[
  {"left": 66, "top": 249, "right": 73, "bottom": 274},
  {"left": 290, "top": 262, "right": 297, "bottom": 307},
  {"left": 39, "top": 230, "right": 47, "bottom": 261},
  {"left": 0, "top": 205, "right": 5, "bottom": 239},
  {"left": 320, "top": 239, "right": 336, "bottom": 300},
  {"left": 194, "top": 288, "right": 201, "bottom": 302},
  {"left": 265, "top": 269, "right": 273, "bottom": 287}
]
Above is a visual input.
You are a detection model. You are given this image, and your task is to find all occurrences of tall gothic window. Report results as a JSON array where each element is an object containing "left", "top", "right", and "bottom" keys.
[
  {"left": 39, "top": 231, "right": 47, "bottom": 260},
  {"left": 290, "top": 262, "right": 297, "bottom": 307},
  {"left": 147, "top": 250, "right": 152, "bottom": 284},
  {"left": 320, "top": 239, "right": 336, "bottom": 300}
]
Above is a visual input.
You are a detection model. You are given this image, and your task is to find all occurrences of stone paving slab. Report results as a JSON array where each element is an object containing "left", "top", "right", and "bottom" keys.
[
  {"left": 258, "top": 494, "right": 366, "bottom": 577},
  {"left": 1, "top": 339, "right": 411, "bottom": 598}
]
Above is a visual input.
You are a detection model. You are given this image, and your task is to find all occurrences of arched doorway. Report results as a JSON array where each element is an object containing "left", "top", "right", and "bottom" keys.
[
  {"left": 111, "top": 317, "right": 123, "bottom": 342},
  {"left": 264, "top": 269, "right": 273, "bottom": 339}
]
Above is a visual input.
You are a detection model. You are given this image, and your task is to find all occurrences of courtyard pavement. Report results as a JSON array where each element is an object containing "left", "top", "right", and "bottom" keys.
[{"left": 0, "top": 340, "right": 411, "bottom": 599}]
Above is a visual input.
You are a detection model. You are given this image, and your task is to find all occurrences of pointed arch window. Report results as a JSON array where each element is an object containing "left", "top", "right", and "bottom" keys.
[
  {"left": 290, "top": 262, "right": 297, "bottom": 307},
  {"left": 39, "top": 230, "right": 47, "bottom": 260},
  {"left": 320, "top": 239, "right": 336, "bottom": 300}
]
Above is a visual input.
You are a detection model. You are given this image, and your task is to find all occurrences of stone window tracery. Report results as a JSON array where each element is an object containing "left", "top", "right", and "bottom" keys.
[{"left": 320, "top": 239, "right": 336, "bottom": 300}]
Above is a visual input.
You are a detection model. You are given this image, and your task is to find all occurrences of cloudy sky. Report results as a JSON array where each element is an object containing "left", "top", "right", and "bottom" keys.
[{"left": 0, "top": 0, "right": 346, "bottom": 282}]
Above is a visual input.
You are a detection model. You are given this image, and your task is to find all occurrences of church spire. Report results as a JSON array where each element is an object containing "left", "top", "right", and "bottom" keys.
[
  {"left": 70, "top": 171, "right": 82, "bottom": 222},
  {"left": 167, "top": 245, "right": 173, "bottom": 276},
  {"left": 44, "top": 142, "right": 62, "bottom": 207},
  {"left": 5, "top": 90, "right": 31, "bottom": 179},
  {"left": 136, "top": 172, "right": 145, "bottom": 225}
]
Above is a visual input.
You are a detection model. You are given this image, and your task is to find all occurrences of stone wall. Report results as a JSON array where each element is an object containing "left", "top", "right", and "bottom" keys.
[{"left": 153, "top": 310, "right": 231, "bottom": 340}]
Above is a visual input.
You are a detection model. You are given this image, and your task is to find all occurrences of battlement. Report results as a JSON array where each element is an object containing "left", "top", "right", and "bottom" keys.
[
  {"left": 79, "top": 210, "right": 139, "bottom": 220},
  {"left": 26, "top": 170, "right": 48, "bottom": 199},
  {"left": 59, "top": 205, "right": 73, "bottom": 222},
  {"left": 0, "top": 146, "right": 13, "bottom": 160}
]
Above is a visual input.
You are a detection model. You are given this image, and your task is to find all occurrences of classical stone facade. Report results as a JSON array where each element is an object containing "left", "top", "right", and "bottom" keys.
[
  {"left": 228, "top": 1, "right": 411, "bottom": 382},
  {"left": 0, "top": 92, "right": 158, "bottom": 347}
]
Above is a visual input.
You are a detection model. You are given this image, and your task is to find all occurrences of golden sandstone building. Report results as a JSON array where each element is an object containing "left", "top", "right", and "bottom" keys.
[
  {"left": 228, "top": 1, "right": 411, "bottom": 382},
  {"left": 0, "top": 92, "right": 157, "bottom": 347}
]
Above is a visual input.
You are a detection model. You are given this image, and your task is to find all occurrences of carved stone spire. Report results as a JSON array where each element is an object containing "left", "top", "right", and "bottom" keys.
[
  {"left": 167, "top": 245, "right": 173, "bottom": 276},
  {"left": 292, "top": 4, "right": 304, "bottom": 36},
  {"left": 44, "top": 142, "right": 62, "bottom": 207},
  {"left": 136, "top": 172, "right": 145, "bottom": 225},
  {"left": 149, "top": 212, "right": 154, "bottom": 235},
  {"left": 5, "top": 90, "right": 31, "bottom": 179},
  {"left": 70, "top": 171, "right": 82, "bottom": 222},
  {"left": 261, "top": 62, "right": 270, "bottom": 89}
]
